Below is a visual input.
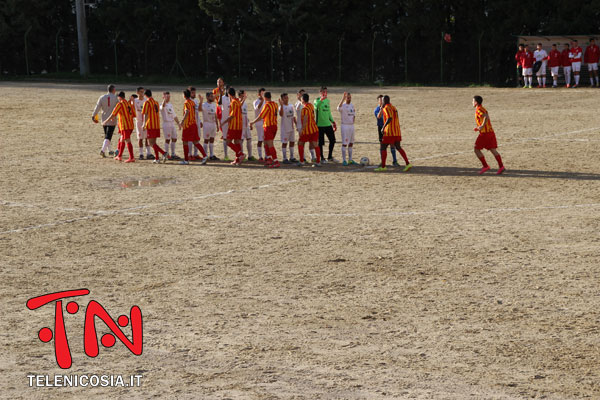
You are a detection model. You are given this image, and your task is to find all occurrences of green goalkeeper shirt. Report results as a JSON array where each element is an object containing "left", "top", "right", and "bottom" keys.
[{"left": 314, "top": 97, "right": 335, "bottom": 127}]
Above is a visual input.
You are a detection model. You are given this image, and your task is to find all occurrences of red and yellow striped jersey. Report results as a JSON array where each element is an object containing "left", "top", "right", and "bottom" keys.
[
  {"left": 475, "top": 105, "right": 494, "bottom": 134},
  {"left": 258, "top": 100, "right": 278, "bottom": 128},
  {"left": 212, "top": 87, "right": 222, "bottom": 103},
  {"left": 111, "top": 99, "right": 136, "bottom": 131},
  {"left": 182, "top": 99, "right": 196, "bottom": 129},
  {"left": 382, "top": 104, "right": 401, "bottom": 137},
  {"left": 301, "top": 103, "right": 318, "bottom": 135},
  {"left": 142, "top": 97, "right": 160, "bottom": 130},
  {"left": 228, "top": 98, "right": 243, "bottom": 130}
]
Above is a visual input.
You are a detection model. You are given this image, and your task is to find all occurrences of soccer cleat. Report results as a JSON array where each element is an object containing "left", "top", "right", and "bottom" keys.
[
  {"left": 114, "top": 149, "right": 119, "bottom": 157},
  {"left": 162, "top": 153, "right": 169, "bottom": 163},
  {"left": 269, "top": 161, "right": 281, "bottom": 168},
  {"left": 478, "top": 166, "right": 491, "bottom": 175},
  {"left": 328, "top": 158, "right": 338, "bottom": 163},
  {"left": 528, "top": 85, "right": 533, "bottom": 89},
  {"left": 403, "top": 163, "right": 413, "bottom": 172},
  {"left": 209, "top": 155, "right": 219, "bottom": 161},
  {"left": 283, "top": 159, "right": 291, "bottom": 164},
  {"left": 125, "top": 158, "right": 135, "bottom": 163},
  {"left": 572, "top": 84, "right": 578, "bottom": 88},
  {"left": 200, "top": 157, "right": 208, "bottom": 165},
  {"left": 172, "top": 155, "right": 181, "bottom": 160},
  {"left": 114, "top": 156, "right": 122, "bottom": 161},
  {"left": 108, "top": 151, "right": 115, "bottom": 156},
  {"left": 392, "top": 161, "right": 399, "bottom": 167},
  {"left": 179, "top": 160, "right": 189, "bottom": 165},
  {"left": 349, "top": 160, "right": 359, "bottom": 165},
  {"left": 100, "top": 150, "right": 106, "bottom": 158},
  {"left": 496, "top": 166, "right": 506, "bottom": 175},
  {"left": 342, "top": 160, "right": 348, "bottom": 166},
  {"left": 523, "top": 85, "right": 528, "bottom": 89},
  {"left": 312, "top": 162, "right": 322, "bottom": 168},
  {"left": 290, "top": 158, "right": 298, "bottom": 163},
  {"left": 238, "top": 153, "right": 246, "bottom": 163},
  {"left": 147, "top": 154, "right": 155, "bottom": 160},
  {"left": 566, "top": 84, "right": 570, "bottom": 88},
  {"left": 258, "top": 157, "right": 265, "bottom": 163},
  {"left": 138, "top": 154, "right": 145, "bottom": 160},
  {"left": 153, "top": 159, "right": 160, "bottom": 164},
  {"left": 374, "top": 166, "right": 387, "bottom": 172},
  {"left": 296, "top": 161, "right": 307, "bottom": 167},
  {"left": 248, "top": 156, "right": 257, "bottom": 161},
  {"left": 311, "top": 157, "right": 317, "bottom": 163},
  {"left": 230, "top": 160, "right": 240, "bottom": 166},
  {"left": 543, "top": 84, "right": 547, "bottom": 88},
  {"left": 223, "top": 156, "right": 232, "bottom": 162}
]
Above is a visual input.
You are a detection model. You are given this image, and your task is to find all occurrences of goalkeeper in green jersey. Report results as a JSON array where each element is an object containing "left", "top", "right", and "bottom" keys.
[{"left": 314, "top": 86, "right": 337, "bottom": 162}]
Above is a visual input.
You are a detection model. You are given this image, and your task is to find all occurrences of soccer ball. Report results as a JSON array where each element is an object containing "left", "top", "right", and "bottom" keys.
[{"left": 360, "top": 157, "right": 369, "bottom": 166}]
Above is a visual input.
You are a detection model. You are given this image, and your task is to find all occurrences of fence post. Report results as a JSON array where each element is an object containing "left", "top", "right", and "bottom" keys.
[
  {"left": 371, "top": 32, "right": 377, "bottom": 82},
  {"left": 55, "top": 28, "right": 61, "bottom": 73},
  {"left": 113, "top": 32, "right": 119, "bottom": 77},
  {"left": 478, "top": 31, "right": 485, "bottom": 84},
  {"left": 24, "top": 26, "right": 32, "bottom": 75},
  {"left": 205, "top": 35, "right": 211, "bottom": 79},
  {"left": 270, "top": 37, "right": 277, "bottom": 82},
  {"left": 75, "top": 0, "right": 89, "bottom": 76},
  {"left": 304, "top": 34, "right": 309, "bottom": 81},
  {"left": 238, "top": 34, "right": 244, "bottom": 78},
  {"left": 144, "top": 35, "right": 151, "bottom": 75},
  {"left": 404, "top": 33, "right": 411, "bottom": 83},
  {"left": 338, "top": 35, "right": 344, "bottom": 81},
  {"left": 440, "top": 31, "right": 443, "bottom": 83}
]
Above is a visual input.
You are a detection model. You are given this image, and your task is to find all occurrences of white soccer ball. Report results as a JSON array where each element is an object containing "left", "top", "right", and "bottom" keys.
[{"left": 360, "top": 157, "right": 370, "bottom": 166}]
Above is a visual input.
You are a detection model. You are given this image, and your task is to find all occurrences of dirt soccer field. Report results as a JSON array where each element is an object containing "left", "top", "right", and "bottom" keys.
[{"left": 1, "top": 82, "right": 599, "bottom": 399}]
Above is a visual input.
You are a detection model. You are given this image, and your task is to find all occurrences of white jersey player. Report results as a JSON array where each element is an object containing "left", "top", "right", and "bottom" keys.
[
  {"left": 160, "top": 91, "right": 181, "bottom": 159},
  {"left": 237, "top": 90, "right": 255, "bottom": 161},
  {"left": 253, "top": 88, "right": 266, "bottom": 161},
  {"left": 278, "top": 93, "right": 297, "bottom": 163},
  {"left": 533, "top": 44, "right": 548, "bottom": 88},
  {"left": 133, "top": 87, "right": 152, "bottom": 159},
  {"left": 202, "top": 92, "right": 219, "bottom": 160},
  {"left": 337, "top": 92, "right": 357, "bottom": 165}
]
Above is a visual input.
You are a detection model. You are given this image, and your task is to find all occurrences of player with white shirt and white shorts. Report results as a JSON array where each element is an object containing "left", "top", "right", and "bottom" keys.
[
  {"left": 337, "top": 92, "right": 357, "bottom": 165},
  {"left": 220, "top": 89, "right": 231, "bottom": 160},
  {"left": 253, "top": 88, "right": 266, "bottom": 161},
  {"left": 278, "top": 93, "right": 297, "bottom": 163},
  {"left": 533, "top": 44, "right": 548, "bottom": 88},
  {"left": 238, "top": 90, "right": 256, "bottom": 161},
  {"left": 160, "top": 91, "right": 181, "bottom": 160},
  {"left": 202, "top": 92, "right": 219, "bottom": 160},
  {"left": 134, "top": 86, "right": 153, "bottom": 159}
]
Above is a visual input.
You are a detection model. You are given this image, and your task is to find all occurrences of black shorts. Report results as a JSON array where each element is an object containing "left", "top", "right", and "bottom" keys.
[
  {"left": 103, "top": 125, "right": 116, "bottom": 141},
  {"left": 377, "top": 125, "right": 383, "bottom": 142},
  {"left": 318, "top": 125, "right": 335, "bottom": 146}
]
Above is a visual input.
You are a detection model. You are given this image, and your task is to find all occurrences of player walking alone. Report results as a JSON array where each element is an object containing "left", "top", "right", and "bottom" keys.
[
  {"left": 375, "top": 96, "right": 411, "bottom": 172},
  {"left": 472, "top": 95, "right": 505, "bottom": 175}
]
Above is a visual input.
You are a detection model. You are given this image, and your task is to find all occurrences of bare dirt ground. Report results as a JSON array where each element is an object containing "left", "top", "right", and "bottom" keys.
[{"left": 1, "top": 82, "right": 599, "bottom": 399}]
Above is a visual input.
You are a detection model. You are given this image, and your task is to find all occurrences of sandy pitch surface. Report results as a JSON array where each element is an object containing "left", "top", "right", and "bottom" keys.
[{"left": 1, "top": 82, "right": 599, "bottom": 399}]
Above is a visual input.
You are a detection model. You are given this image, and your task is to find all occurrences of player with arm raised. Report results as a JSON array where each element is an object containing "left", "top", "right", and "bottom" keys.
[
  {"left": 160, "top": 91, "right": 181, "bottom": 160},
  {"left": 337, "top": 92, "right": 358, "bottom": 165},
  {"left": 92, "top": 84, "right": 118, "bottom": 157},
  {"left": 250, "top": 91, "right": 280, "bottom": 168},
  {"left": 297, "top": 93, "right": 321, "bottom": 167},
  {"left": 472, "top": 95, "right": 504, "bottom": 175},
  {"left": 179, "top": 89, "right": 208, "bottom": 165},
  {"left": 279, "top": 93, "right": 297, "bottom": 164},
  {"left": 253, "top": 88, "right": 266, "bottom": 162},
  {"left": 102, "top": 91, "right": 136, "bottom": 163},
  {"left": 584, "top": 38, "right": 599, "bottom": 87},
  {"left": 375, "top": 95, "right": 411, "bottom": 172}
]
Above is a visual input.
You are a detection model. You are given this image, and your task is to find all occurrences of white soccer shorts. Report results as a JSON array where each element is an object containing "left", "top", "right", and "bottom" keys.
[
  {"left": 523, "top": 68, "right": 533, "bottom": 76},
  {"left": 255, "top": 122, "right": 264, "bottom": 142},
  {"left": 536, "top": 62, "right": 547, "bottom": 76},
  {"left": 550, "top": 66, "right": 559, "bottom": 77},
  {"left": 203, "top": 122, "right": 217, "bottom": 140},
  {"left": 242, "top": 126, "right": 252, "bottom": 140},
  {"left": 135, "top": 119, "right": 147, "bottom": 139},
  {"left": 563, "top": 66, "right": 572, "bottom": 76},
  {"left": 588, "top": 63, "right": 598, "bottom": 71},
  {"left": 163, "top": 123, "right": 177, "bottom": 140},
  {"left": 572, "top": 61, "right": 581, "bottom": 72},
  {"left": 221, "top": 120, "right": 229, "bottom": 139},
  {"left": 341, "top": 124, "right": 355, "bottom": 145},
  {"left": 281, "top": 129, "right": 295, "bottom": 144}
]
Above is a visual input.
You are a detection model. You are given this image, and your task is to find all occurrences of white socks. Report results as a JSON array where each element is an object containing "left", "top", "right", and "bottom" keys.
[
  {"left": 348, "top": 146, "right": 353, "bottom": 160},
  {"left": 342, "top": 146, "right": 347, "bottom": 161},
  {"left": 223, "top": 142, "right": 228, "bottom": 158},
  {"left": 575, "top": 75, "right": 580, "bottom": 85},
  {"left": 101, "top": 139, "right": 110, "bottom": 153},
  {"left": 209, "top": 143, "right": 214, "bottom": 157},
  {"left": 146, "top": 146, "right": 152, "bottom": 156},
  {"left": 289, "top": 146, "right": 294, "bottom": 160},
  {"left": 542, "top": 77, "right": 546, "bottom": 86},
  {"left": 171, "top": 141, "right": 176, "bottom": 156},
  {"left": 310, "top": 149, "right": 316, "bottom": 160},
  {"left": 282, "top": 147, "right": 288, "bottom": 160},
  {"left": 247, "top": 140, "right": 252, "bottom": 157},
  {"left": 258, "top": 146, "right": 263, "bottom": 159}
]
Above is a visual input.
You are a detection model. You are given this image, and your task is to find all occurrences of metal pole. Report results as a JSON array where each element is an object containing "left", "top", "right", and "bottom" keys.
[
  {"left": 440, "top": 32, "right": 443, "bottom": 83},
  {"left": 338, "top": 35, "right": 344, "bottom": 81},
  {"left": 75, "top": 0, "right": 90, "bottom": 76},
  {"left": 371, "top": 32, "right": 377, "bottom": 82},
  {"left": 205, "top": 35, "right": 211, "bottom": 79},
  {"left": 144, "top": 35, "right": 151, "bottom": 75},
  {"left": 55, "top": 28, "right": 61, "bottom": 73},
  {"left": 113, "top": 32, "right": 119, "bottom": 77},
  {"left": 478, "top": 32, "right": 484, "bottom": 84},
  {"left": 304, "top": 34, "right": 308, "bottom": 81},
  {"left": 24, "top": 26, "right": 32, "bottom": 75},
  {"left": 238, "top": 34, "right": 243, "bottom": 78},
  {"left": 270, "top": 37, "right": 276, "bottom": 82},
  {"left": 404, "top": 33, "right": 411, "bottom": 83}
]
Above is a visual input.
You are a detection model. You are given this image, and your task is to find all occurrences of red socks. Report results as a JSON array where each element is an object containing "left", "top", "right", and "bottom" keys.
[
  {"left": 478, "top": 156, "right": 489, "bottom": 168},
  {"left": 183, "top": 143, "right": 190, "bottom": 161},
  {"left": 126, "top": 142, "right": 134, "bottom": 159},
  {"left": 298, "top": 144, "right": 305, "bottom": 162},
  {"left": 270, "top": 146, "right": 278, "bottom": 161},
  {"left": 397, "top": 147, "right": 409, "bottom": 164},
  {"left": 118, "top": 140, "right": 125, "bottom": 157},
  {"left": 152, "top": 144, "right": 165, "bottom": 159},
  {"left": 494, "top": 153, "right": 503, "bottom": 168},
  {"left": 315, "top": 146, "right": 321, "bottom": 163},
  {"left": 381, "top": 150, "right": 387, "bottom": 167},
  {"left": 194, "top": 142, "right": 207, "bottom": 157}
]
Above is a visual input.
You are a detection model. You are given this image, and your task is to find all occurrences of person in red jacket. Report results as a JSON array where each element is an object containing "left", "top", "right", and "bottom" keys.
[
  {"left": 548, "top": 44, "right": 562, "bottom": 88},
  {"left": 584, "top": 38, "right": 600, "bottom": 87},
  {"left": 561, "top": 43, "right": 572, "bottom": 87},
  {"left": 521, "top": 45, "right": 535, "bottom": 88},
  {"left": 515, "top": 44, "right": 525, "bottom": 87}
]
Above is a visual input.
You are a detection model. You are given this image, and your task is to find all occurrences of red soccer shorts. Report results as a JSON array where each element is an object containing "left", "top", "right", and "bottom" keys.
[
  {"left": 120, "top": 129, "right": 133, "bottom": 140},
  {"left": 228, "top": 128, "right": 242, "bottom": 140},
  {"left": 382, "top": 134, "right": 402, "bottom": 144},
  {"left": 182, "top": 124, "right": 200, "bottom": 142},
  {"left": 474, "top": 132, "right": 498, "bottom": 150},
  {"left": 264, "top": 125, "right": 277, "bottom": 141},
  {"left": 147, "top": 128, "right": 160, "bottom": 139},
  {"left": 299, "top": 131, "right": 318, "bottom": 143}
]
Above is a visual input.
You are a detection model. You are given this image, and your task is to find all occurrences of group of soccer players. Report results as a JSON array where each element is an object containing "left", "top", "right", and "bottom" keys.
[
  {"left": 92, "top": 80, "right": 504, "bottom": 174},
  {"left": 515, "top": 38, "right": 600, "bottom": 88}
]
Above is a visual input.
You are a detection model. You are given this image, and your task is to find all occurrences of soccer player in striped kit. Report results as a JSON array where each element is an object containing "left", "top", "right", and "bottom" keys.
[
  {"left": 133, "top": 86, "right": 153, "bottom": 159},
  {"left": 375, "top": 95, "right": 412, "bottom": 172},
  {"left": 472, "top": 95, "right": 504, "bottom": 175},
  {"left": 294, "top": 89, "right": 314, "bottom": 162},
  {"left": 250, "top": 91, "right": 280, "bottom": 168},
  {"left": 279, "top": 93, "right": 297, "bottom": 164},
  {"left": 160, "top": 91, "right": 181, "bottom": 160},
  {"left": 92, "top": 84, "right": 118, "bottom": 157},
  {"left": 102, "top": 91, "right": 136, "bottom": 163},
  {"left": 142, "top": 89, "right": 168, "bottom": 163},
  {"left": 179, "top": 89, "right": 208, "bottom": 165},
  {"left": 297, "top": 93, "right": 321, "bottom": 167},
  {"left": 220, "top": 87, "right": 246, "bottom": 165}
]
